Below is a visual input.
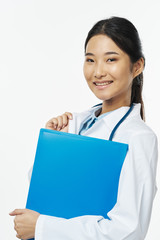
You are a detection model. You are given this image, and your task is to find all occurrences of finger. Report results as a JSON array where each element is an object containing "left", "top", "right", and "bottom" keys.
[
  {"left": 14, "top": 223, "right": 18, "bottom": 232},
  {"left": 45, "top": 118, "right": 58, "bottom": 130},
  {"left": 60, "top": 125, "right": 69, "bottom": 133},
  {"left": 16, "top": 234, "right": 21, "bottom": 239},
  {"left": 9, "top": 208, "right": 26, "bottom": 216},
  {"left": 14, "top": 222, "right": 17, "bottom": 231},
  {"left": 49, "top": 118, "right": 58, "bottom": 129},
  {"left": 61, "top": 114, "right": 69, "bottom": 128},
  {"left": 64, "top": 112, "right": 73, "bottom": 120},
  {"left": 14, "top": 214, "right": 21, "bottom": 224},
  {"left": 45, "top": 121, "right": 53, "bottom": 129},
  {"left": 57, "top": 116, "right": 63, "bottom": 130},
  {"left": 14, "top": 217, "right": 17, "bottom": 225}
]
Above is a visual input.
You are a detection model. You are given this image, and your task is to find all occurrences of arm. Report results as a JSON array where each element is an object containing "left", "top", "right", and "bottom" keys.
[{"left": 34, "top": 132, "right": 158, "bottom": 240}]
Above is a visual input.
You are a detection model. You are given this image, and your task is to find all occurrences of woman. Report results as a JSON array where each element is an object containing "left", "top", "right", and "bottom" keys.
[{"left": 10, "top": 16, "right": 158, "bottom": 240}]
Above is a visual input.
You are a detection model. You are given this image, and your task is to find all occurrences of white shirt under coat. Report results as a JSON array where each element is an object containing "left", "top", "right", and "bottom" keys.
[{"left": 35, "top": 103, "right": 158, "bottom": 240}]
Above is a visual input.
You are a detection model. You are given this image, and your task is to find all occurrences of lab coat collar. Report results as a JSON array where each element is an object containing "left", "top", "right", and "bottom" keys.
[
  {"left": 101, "top": 103, "right": 142, "bottom": 131},
  {"left": 71, "top": 103, "right": 141, "bottom": 135}
]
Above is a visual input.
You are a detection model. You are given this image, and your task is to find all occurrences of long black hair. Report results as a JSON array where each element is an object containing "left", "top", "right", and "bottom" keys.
[{"left": 84, "top": 17, "right": 145, "bottom": 120}]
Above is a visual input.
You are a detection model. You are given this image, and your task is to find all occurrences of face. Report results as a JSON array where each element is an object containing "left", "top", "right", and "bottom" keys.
[{"left": 83, "top": 34, "right": 137, "bottom": 106}]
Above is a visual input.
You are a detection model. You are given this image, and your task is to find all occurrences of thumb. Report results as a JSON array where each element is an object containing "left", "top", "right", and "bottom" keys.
[{"left": 9, "top": 208, "right": 27, "bottom": 216}]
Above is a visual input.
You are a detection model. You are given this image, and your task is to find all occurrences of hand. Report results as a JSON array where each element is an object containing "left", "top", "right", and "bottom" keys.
[
  {"left": 9, "top": 208, "right": 40, "bottom": 239},
  {"left": 45, "top": 112, "right": 73, "bottom": 132}
]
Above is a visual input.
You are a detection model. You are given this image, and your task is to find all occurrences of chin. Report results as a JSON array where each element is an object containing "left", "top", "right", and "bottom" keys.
[{"left": 94, "top": 93, "right": 112, "bottom": 101}]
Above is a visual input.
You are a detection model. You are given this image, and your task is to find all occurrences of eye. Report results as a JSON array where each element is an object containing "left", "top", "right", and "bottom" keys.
[
  {"left": 86, "top": 58, "right": 94, "bottom": 63},
  {"left": 107, "top": 58, "right": 116, "bottom": 62}
]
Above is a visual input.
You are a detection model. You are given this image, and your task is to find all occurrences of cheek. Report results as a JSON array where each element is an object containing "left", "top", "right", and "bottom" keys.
[
  {"left": 109, "top": 63, "right": 125, "bottom": 77},
  {"left": 112, "top": 64, "right": 133, "bottom": 83},
  {"left": 120, "top": 67, "right": 133, "bottom": 84},
  {"left": 83, "top": 64, "right": 92, "bottom": 82}
]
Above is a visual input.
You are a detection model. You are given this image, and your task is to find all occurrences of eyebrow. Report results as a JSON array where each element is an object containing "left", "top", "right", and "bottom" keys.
[{"left": 85, "top": 51, "right": 119, "bottom": 56}]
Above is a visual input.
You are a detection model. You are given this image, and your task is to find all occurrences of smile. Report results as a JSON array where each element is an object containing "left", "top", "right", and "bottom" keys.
[{"left": 94, "top": 81, "right": 113, "bottom": 86}]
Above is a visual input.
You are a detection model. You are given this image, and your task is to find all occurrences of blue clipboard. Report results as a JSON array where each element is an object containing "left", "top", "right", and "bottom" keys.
[{"left": 26, "top": 128, "right": 128, "bottom": 240}]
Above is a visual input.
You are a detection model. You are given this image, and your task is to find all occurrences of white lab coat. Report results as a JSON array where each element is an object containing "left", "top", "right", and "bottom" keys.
[{"left": 35, "top": 103, "right": 158, "bottom": 240}]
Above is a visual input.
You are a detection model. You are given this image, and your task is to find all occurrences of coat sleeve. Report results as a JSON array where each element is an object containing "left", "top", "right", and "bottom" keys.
[{"left": 35, "top": 131, "right": 158, "bottom": 240}]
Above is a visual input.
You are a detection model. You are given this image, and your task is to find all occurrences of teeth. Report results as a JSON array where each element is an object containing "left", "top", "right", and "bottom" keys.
[{"left": 95, "top": 81, "right": 112, "bottom": 86}]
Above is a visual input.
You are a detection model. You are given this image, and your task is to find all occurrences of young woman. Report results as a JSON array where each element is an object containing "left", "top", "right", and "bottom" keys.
[{"left": 10, "top": 16, "right": 158, "bottom": 240}]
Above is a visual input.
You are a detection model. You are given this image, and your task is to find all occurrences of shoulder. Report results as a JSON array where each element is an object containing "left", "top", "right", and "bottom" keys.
[
  {"left": 114, "top": 104, "right": 158, "bottom": 174},
  {"left": 128, "top": 119, "right": 158, "bottom": 161},
  {"left": 116, "top": 116, "right": 158, "bottom": 164},
  {"left": 116, "top": 103, "right": 157, "bottom": 145},
  {"left": 125, "top": 117, "right": 156, "bottom": 141},
  {"left": 126, "top": 119, "right": 158, "bottom": 157}
]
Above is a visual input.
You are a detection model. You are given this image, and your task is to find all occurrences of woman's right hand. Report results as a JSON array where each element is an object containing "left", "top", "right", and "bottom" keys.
[{"left": 45, "top": 112, "right": 73, "bottom": 133}]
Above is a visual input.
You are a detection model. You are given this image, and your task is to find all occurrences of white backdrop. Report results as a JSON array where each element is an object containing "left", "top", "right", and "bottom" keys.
[{"left": 0, "top": 0, "right": 159, "bottom": 239}]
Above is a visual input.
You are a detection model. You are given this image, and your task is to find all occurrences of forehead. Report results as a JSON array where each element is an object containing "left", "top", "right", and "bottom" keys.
[{"left": 86, "top": 34, "right": 125, "bottom": 56}]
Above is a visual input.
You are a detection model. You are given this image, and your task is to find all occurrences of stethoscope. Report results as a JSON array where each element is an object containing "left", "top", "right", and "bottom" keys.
[
  {"left": 109, "top": 104, "right": 134, "bottom": 141},
  {"left": 79, "top": 103, "right": 134, "bottom": 141}
]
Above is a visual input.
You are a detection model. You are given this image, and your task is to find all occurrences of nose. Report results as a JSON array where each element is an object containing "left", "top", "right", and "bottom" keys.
[{"left": 94, "top": 63, "right": 107, "bottom": 79}]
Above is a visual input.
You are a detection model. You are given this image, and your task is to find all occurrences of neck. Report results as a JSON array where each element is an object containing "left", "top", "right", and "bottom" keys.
[{"left": 100, "top": 99, "right": 131, "bottom": 115}]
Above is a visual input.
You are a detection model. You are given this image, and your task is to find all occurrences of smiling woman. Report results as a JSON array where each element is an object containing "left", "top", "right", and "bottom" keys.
[
  {"left": 83, "top": 17, "right": 145, "bottom": 116},
  {"left": 10, "top": 17, "right": 158, "bottom": 240},
  {"left": 83, "top": 34, "right": 144, "bottom": 114}
]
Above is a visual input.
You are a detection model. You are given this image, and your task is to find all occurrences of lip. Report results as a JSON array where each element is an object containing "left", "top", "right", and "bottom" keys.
[{"left": 93, "top": 80, "right": 113, "bottom": 90}]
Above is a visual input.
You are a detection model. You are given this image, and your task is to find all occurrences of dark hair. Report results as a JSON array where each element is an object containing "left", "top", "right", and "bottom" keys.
[{"left": 84, "top": 17, "right": 145, "bottom": 120}]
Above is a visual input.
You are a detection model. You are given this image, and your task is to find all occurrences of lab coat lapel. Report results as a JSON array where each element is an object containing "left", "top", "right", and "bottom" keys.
[{"left": 68, "top": 109, "right": 94, "bottom": 134}]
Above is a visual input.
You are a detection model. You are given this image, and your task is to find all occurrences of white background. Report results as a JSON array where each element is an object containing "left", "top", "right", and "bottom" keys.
[{"left": 0, "top": 0, "right": 159, "bottom": 239}]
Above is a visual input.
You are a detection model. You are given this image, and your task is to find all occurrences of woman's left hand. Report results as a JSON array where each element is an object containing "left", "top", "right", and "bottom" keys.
[{"left": 9, "top": 208, "right": 40, "bottom": 239}]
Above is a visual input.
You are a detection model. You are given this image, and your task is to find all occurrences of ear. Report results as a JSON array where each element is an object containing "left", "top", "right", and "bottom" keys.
[{"left": 133, "top": 57, "right": 145, "bottom": 78}]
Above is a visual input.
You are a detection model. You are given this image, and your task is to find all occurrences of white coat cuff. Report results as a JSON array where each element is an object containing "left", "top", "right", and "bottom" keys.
[{"left": 35, "top": 214, "right": 64, "bottom": 240}]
